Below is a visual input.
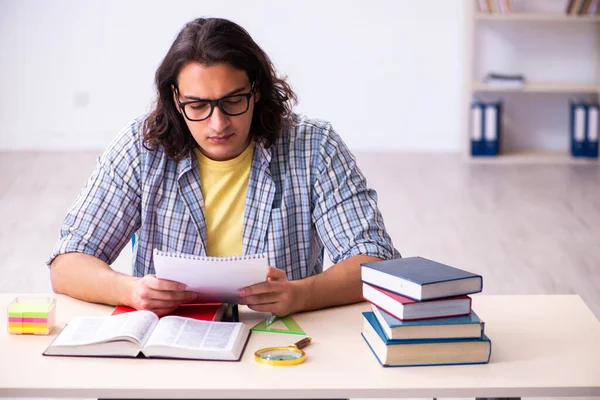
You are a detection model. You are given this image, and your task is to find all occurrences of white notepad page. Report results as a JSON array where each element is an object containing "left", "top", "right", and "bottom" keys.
[{"left": 153, "top": 249, "right": 268, "bottom": 303}]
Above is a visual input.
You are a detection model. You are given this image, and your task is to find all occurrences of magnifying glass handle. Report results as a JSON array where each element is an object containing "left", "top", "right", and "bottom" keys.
[{"left": 293, "top": 337, "right": 312, "bottom": 350}]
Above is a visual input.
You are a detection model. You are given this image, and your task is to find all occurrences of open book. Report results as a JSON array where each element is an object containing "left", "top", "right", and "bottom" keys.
[{"left": 43, "top": 310, "right": 250, "bottom": 361}]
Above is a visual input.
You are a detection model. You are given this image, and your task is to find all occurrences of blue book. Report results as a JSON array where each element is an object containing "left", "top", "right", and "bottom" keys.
[
  {"left": 361, "top": 312, "right": 492, "bottom": 367},
  {"left": 371, "top": 304, "right": 484, "bottom": 340},
  {"left": 471, "top": 101, "right": 485, "bottom": 156},
  {"left": 570, "top": 102, "right": 587, "bottom": 157},
  {"left": 483, "top": 102, "right": 501, "bottom": 156},
  {"left": 361, "top": 257, "right": 483, "bottom": 301},
  {"left": 586, "top": 103, "right": 599, "bottom": 158}
]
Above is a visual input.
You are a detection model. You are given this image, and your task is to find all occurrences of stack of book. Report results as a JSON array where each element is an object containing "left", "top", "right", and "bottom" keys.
[{"left": 360, "top": 256, "right": 492, "bottom": 367}]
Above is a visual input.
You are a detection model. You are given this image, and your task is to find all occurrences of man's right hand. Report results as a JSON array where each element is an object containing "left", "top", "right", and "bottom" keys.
[{"left": 128, "top": 274, "right": 198, "bottom": 316}]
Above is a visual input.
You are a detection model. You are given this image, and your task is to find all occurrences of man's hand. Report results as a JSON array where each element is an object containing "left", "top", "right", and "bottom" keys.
[
  {"left": 128, "top": 275, "right": 198, "bottom": 317},
  {"left": 238, "top": 267, "right": 299, "bottom": 316}
]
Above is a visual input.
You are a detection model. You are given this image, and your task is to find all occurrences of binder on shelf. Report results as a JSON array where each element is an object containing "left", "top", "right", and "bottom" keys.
[
  {"left": 586, "top": 103, "right": 599, "bottom": 158},
  {"left": 570, "top": 102, "right": 587, "bottom": 157},
  {"left": 483, "top": 102, "right": 501, "bottom": 156},
  {"left": 470, "top": 101, "right": 485, "bottom": 156}
]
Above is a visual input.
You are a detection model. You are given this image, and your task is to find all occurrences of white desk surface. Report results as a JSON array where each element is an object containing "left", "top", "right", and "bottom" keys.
[{"left": 0, "top": 294, "right": 598, "bottom": 399}]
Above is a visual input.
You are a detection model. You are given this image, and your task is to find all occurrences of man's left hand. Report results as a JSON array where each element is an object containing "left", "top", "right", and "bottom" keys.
[{"left": 238, "top": 267, "right": 299, "bottom": 316}]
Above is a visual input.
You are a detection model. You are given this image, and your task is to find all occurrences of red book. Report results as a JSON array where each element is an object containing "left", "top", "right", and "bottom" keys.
[
  {"left": 362, "top": 282, "right": 471, "bottom": 320},
  {"left": 112, "top": 303, "right": 226, "bottom": 321}
]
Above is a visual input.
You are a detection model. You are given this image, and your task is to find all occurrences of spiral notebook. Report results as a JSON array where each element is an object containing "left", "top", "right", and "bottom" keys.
[{"left": 153, "top": 249, "right": 268, "bottom": 303}]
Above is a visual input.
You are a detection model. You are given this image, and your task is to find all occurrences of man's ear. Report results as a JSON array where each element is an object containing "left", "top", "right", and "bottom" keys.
[
  {"left": 171, "top": 85, "right": 182, "bottom": 114},
  {"left": 253, "top": 84, "right": 260, "bottom": 103}
]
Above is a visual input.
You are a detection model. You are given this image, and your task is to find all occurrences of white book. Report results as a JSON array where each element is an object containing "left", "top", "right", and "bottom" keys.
[
  {"left": 574, "top": 105, "right": 586, "bottom": 142},
  {"left": 484, "top": 104, "right": 498, "bottom": 141},
  {"left": 471, "top": 104, "right": 483, "bottom": 141},
  {"left": 153, "top": 249, "right": 268, "bottom": 303},
  {"left": 43, "top": 311, "right": 250, "bottom": 361},
  {"left": 588, "top": 106, "right": 598, "bottom": 142}
]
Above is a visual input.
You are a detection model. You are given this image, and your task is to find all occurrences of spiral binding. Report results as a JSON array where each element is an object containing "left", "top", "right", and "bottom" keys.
[{"left": 153, "top": 248, "right": 266, "bottom": 262}]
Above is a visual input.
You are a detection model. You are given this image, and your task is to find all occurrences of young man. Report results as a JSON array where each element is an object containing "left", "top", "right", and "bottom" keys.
[{"left": 48, "top": 17, "right": 399, "bottom": 317}]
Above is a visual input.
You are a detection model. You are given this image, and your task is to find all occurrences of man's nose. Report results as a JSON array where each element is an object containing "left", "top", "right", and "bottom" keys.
[{"left": 207, "top": 106, "right": 231, "bottom": 133}]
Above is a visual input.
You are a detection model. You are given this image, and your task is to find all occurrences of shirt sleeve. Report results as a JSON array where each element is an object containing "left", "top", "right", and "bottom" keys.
[
  {"left": 46, "top": 120, "right": 143, "bottom": 267},
  {"left": 311, "top": 124, "right": 401, "bottom": 264}
]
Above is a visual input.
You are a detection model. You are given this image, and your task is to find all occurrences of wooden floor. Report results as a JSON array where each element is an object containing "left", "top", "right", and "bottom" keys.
[{"left": 0, "top": 151, "right": 599, "bottom": 400}]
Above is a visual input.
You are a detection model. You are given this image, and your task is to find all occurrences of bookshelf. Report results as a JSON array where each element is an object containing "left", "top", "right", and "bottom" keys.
[
  {"left": 475, "top": 12, "right": 600, "bottom": 21},
  {"left": 473, "top": 82, "right": 599, "bottom": 93},
  {"left": 466, "top": 0, "right": 600, "bottom": 164}
]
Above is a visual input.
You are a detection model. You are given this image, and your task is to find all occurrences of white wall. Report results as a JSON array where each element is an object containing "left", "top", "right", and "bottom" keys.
[{"left": 0, "top": 0, "right": 468, "bottom": 151}]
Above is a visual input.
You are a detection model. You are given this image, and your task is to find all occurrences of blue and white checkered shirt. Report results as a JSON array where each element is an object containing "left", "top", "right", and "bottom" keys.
[{"left": 48, "top": 113, "right": 399, "bottom": 279}]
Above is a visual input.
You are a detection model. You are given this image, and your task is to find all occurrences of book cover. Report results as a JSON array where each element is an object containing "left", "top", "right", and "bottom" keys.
[
  {"left": 571, "top": 102, "right": 587, "bottom": 157},
  {"left": 361, "top": 257, "right": 483, "bottom": 301},
  {"left": 586, "top": 103, "right": 599, "bottom": 158},
  {"left": 371, "top": 304, "right": 484, "bottom": 340},
  {"left": 362, "top": 282, "right": 472, "bottom": 320},
  {"left": 471, "top": 101, "right": 484, "bottom": 156},
  {"left": 112, "top": 303, "right": 226, "bottom": 321},
  {"left": 361, "top": 312, "right": 492, "bottom": 367}
]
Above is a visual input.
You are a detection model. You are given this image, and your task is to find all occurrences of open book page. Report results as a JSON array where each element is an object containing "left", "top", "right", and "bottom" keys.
[
  {"left": 142, "top": 316, "right": 249, "bottom": 360},
  {"left": 145, "top": 316, "right": 239, "bottom": 349},
  {"left": 52, "top": 310, "right": 159, "bottom": 347}
]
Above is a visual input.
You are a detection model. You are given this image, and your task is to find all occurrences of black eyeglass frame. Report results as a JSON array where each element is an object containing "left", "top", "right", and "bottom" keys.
[{"left": 174, "top": 81, "right": 256, "bottom": 122}]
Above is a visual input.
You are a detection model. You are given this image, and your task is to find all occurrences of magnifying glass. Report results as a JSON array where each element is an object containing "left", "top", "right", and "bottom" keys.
[{"left": 254, "top": 337, "right": 313, "bottom": 366}]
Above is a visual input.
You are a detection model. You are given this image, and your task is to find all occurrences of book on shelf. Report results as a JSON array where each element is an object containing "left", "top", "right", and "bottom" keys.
[
  {"left": 362, "top": 282, "right": 472, "bottom": 321},
  {"left": 567, "top": 0, "right": 600, "bottom": 15},
  {"left": 112, "top": 303, "right": 227, "bottom": 321},
  {"left": 483, "top": 72, "right": 525, "bottom": 89},
  {"left": 587, "top": 103, "right": 599, "bottom": 158},
  {"left": 483, "top": 102, "right": 502, "bottom": 156},
  {"left": 371, "top": 304, "right": 484, "bottom": 340},
  {"left": 571, "top": 102, "right": 588, "bottom": 157},
  {"left": 43, "top": 310, "right": 250, "bottom": 361},
  {"left": 361, "top": 312, "right": 492, "bottom": 367},
  {"left": 477, "top": 0, "right": 513, "bottom": 14},
  {"left": 472, "top": 100, "right": 502, "bottom": 157},
  {"left": 361, "top": 257, "right": 483, "bottom": 301}
]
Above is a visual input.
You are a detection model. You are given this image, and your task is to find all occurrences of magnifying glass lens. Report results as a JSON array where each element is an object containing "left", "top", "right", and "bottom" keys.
[{"left": 258, "top": 349, "right": 303, "bottom": 361}]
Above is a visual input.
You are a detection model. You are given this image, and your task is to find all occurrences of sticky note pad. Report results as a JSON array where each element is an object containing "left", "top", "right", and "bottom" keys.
[{"left": 7, "top": 297, "right": 56, "bottom": 335}]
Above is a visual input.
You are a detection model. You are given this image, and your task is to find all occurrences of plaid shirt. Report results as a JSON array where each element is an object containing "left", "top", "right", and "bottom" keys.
[{"left": 48, "top": 113, "right": 399, "bottom": 279}]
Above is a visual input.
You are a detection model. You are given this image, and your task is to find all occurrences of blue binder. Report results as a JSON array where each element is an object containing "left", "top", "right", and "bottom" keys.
[
  {"left": 470, "top": 101, "right": 485, "bottom": 156},
  {"left": 586, "top": 103, "right": 599, "bottom": 158},
  {"left": 483, "top": 102, "right": 501, "bottom": 156},
  {"left": 570, "top": 102, "right": 587, "bottom": 157}
]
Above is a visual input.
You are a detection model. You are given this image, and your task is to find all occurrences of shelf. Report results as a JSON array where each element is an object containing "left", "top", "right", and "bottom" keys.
[
  {"left": 468, "top": 152, "right": 598, "bottom": 165},
  {"left": 473, "top": 82, "right": 600, "bottom": 94},
  {"left": 475, "top": 12, "right": 600, "bottom": 22}
]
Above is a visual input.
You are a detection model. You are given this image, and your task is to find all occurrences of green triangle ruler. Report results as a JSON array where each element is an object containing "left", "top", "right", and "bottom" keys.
[{"left": 251, "top": 315, "right": 306, "bottom": 335}]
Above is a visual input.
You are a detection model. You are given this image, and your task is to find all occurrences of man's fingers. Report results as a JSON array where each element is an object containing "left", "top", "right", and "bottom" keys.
[
  {"left": 240, "top": 292, "right": 281, "bottom": 306},
  {"left": 266, "top": 266, "right": 286, "bottom": 280},
  {"left": 143, "top": 288, "right": 197, "bottom": 302},
  {"left": 239, "top": 280, "right": 282, "bottom": 297},
  {"left": 143, "top": 275, "right": 186, "bottom": 291}
]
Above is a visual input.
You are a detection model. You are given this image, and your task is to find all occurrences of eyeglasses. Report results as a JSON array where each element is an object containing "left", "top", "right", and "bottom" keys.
[{"left": 174, "top": 81, "right": 256, "bottom": 122}]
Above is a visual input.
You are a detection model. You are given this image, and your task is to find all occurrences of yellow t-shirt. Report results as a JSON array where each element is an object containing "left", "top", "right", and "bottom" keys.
[{"left": 195, "top": 142, "right": 254, "bottom": 257}]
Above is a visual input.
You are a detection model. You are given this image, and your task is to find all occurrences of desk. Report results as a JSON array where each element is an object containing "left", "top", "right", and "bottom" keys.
[{"left": 0, "top": 294, "right": 598, "bottom": 399}]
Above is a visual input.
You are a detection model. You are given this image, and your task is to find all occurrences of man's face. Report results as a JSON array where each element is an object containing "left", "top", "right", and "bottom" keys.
[{"left": 174, "top": 62, "right": 257, "bottom": 161}]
